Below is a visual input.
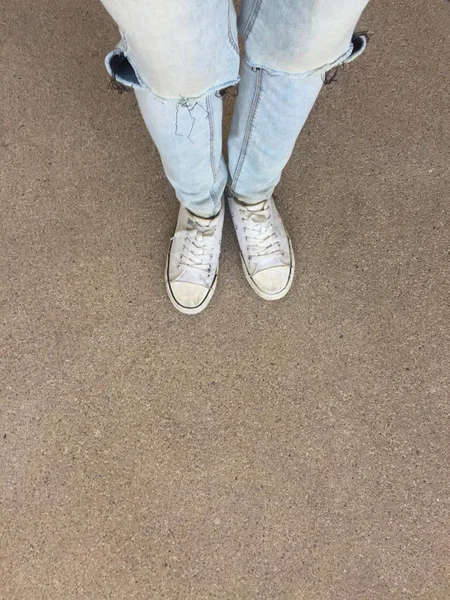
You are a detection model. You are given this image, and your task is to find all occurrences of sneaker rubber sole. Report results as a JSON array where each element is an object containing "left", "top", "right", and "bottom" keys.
[{"left": 164, "top": 247, "right": 218, "bottom": 315}]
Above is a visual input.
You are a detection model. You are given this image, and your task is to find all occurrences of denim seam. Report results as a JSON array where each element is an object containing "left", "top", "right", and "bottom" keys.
[
  {"left": 241, "top": 0, "right": 262, "bottom": 41},
  {"left": 227, "top": 0, "right": 240, "bottom": 55},
  {"left": 206, "top": 96, "right": 219, "bottom": 211},
  {"left": 206, "top": 96, "right": 217, "bottom": 183},
  {"left": 209, "top": 182, "right": 219, "bottom": 210},
  {"left": 208, "top": 182, "right": 219, "bottom": 212},
  {"left": 231, "top": 68, "right": 263, "bottom": 191},
  {"left": 209, "top": 191, "right": 219, "bottom": 212}
]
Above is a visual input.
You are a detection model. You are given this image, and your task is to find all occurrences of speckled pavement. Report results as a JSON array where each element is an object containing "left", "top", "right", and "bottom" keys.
[{"left": 1, "top": 0, "right": 450, "bottom": 598}]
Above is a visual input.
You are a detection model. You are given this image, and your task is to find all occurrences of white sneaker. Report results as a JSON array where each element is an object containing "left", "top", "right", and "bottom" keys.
[
  {"left": 165, "top": 203, "right": 224, "bottom": 314},
  {"left": 227, "top": 191, "right": 295, "bottom": 300}
]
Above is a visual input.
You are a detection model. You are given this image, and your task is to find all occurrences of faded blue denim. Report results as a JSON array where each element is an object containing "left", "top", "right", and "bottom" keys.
[{"left": 101, "top": 0, "right": 369, "bottom": 217}]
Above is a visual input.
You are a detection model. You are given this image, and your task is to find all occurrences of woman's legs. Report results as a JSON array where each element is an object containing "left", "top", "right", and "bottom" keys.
[
  {"left": 228, "top": 0, "right": 370, "bottom": 203},
  {"left": 99, "top": 0, "right": 370, "bottom": 310},
  {"left": 100, "top": 0, "right": 240, "bottom": 217},
  {"left": 99, "top": 0, "right": 240, "bottom": 313},
  {"left": 135, "top": 90, "right": 227, "bottom": 219},
  {"left": 226, "top": 0, "right": 369, "bottom": 301}
]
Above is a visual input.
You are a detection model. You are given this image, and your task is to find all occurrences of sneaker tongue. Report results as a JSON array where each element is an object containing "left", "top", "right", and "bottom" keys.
[
  {"left": 176, "top": 267, "right": 208, "bottom": 286},
  {"left": 254, "top": 255, "right": 283, "bottom": 272}
]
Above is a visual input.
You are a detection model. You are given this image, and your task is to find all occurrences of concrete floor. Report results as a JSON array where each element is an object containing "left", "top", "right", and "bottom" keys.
[{"left": 1, "top": 0, "right": 450, "bottom": 598}]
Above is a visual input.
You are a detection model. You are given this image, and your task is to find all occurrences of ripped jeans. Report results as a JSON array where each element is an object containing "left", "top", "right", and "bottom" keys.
[{"left": 101, "top": 0, "right": 369, "bottom": 217}]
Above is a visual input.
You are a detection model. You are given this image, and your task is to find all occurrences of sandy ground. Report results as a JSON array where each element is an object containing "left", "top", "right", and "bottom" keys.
[{"left": 1, "top": 0, "right": 450, "bottom": 598}]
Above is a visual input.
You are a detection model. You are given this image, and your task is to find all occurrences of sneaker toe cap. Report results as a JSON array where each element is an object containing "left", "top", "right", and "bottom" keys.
[
  {"left": 170, "top": 281, "right": 209, "bottom": 309},
  {"left": 252, "top": 266, "right": 291, "bottom": 295}
]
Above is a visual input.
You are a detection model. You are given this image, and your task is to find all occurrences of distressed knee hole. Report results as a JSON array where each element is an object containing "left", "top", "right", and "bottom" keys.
[
  {"left": 245, "top": 33, "right": 369, "bottom": 80},
  {"left": 105, "top": 45, "right": 148, "bottom": 92},
  {"left": 106, "top": 47, "right": 239, "bottom": 102}
]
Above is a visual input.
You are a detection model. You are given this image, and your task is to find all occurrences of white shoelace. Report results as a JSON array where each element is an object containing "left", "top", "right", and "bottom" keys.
[
  {"left": 239, "top": 201, "right": 284, "bottom": 261},
  {"left": 175, "top": 217, "right": 216, "bottom": 275}
]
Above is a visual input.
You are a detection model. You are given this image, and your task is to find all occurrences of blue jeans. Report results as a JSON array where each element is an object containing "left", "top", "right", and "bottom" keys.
[{"left": 101, "top": 0, "right": 369, "bottom": 217}]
